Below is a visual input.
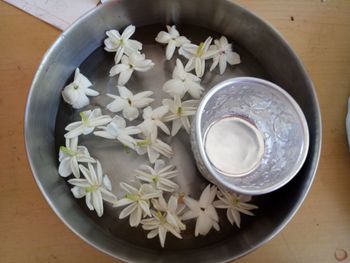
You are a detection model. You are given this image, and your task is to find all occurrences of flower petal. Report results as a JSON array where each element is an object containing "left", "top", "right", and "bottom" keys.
[
  {"left": 58, "top": 157, "right": 72, "bottom": 177},
  {"left": 85, "top": 192, "right": 94, "bottom": 211},
  {"left": 158, "top": 226, "right": 167, "bottom": 248},
  {"left": 163, "top": 79, "right": 186, "bottom": 98},
  {"left": 129, "top": 206, "right": 142, "bottom": 227},
  {"left": 92, "top": 191, "right": 104, "bottom": 217},
  {"left": 70, "top": 157, "right": 80, "bottom": 178},
  {"left": 155, "top": 31, "right": 171, "bottom": 44},
  {"left": 123, "top": 106, "right": 139, "bottom": 121},
  {"left": 219, "top": 54, "right": 227, "bottom": 75},
  {"left": 106, "top": 95, "right": 128, "bottom": 113},
  {"left": 195, "top": 213, "right": 212, "bottom": 236},
  {"left": 121, "top": 24, "right": 136, "bottom": 40},
  {"left": 171, "top": 119, "right": 183, "bottom": 136},
  {"left": 166, "top": 40, "right": 176, "bottom": 60},
  {"left": 118, "top": 68, "right": 133, "bottom": 85},
  {"left": 119, "top": 203, "right": 137, "bottom": 219},
  {"left": 71, "top": 186, "right": 85, "bottom": 199}
]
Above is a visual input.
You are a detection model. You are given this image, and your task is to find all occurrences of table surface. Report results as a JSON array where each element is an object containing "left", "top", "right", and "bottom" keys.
[{"left": 1, "top": 1, "right": 349, "bottom": 262}]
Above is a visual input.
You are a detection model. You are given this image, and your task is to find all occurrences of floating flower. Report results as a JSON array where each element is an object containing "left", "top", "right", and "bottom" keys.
[
  {"left": 104, "top": 25, "right": 142, "bottom": 63},
  {"left": 68, "top": 161, "right": 116, "bottom": 217},
  {"left": 182, "top": 185, "right": 220, "bottom": 236},
  {"left": 64, "top": 108, "right": 112, "bottom": 139},
  {"left": 209, "top": 36, "right": 241, "bottom": 75},
  {"left": 58, "top": 137, "right": 95, "bottom": 178},
  {"left": 141, "top": 195, "right": 185, "bottom": 247},
  {"left": 135, "top": 132, "right": 173, "bottom": 163},
  {"left": 213, "top": 189, "right": 257, "bottom": 228},
  {"left": 61, "top": 68, "right": 99, "bottom": 109},
  {"left": 152, "top": 194, "right": 186, "bottom": 231},
  {"left": 155, "top": 25, "right": 190, "bottom": 60},
  {"left": 163, "top": 59, "right": 203, "bottom": 99},
  {"left": 138, "top": 105, "right": 170, "bottom": 141},
  {"left": 106, "top": 86, "right": 154, "bottom": 121},
  {"left": 162, "top": 96, "right": 198, "bottom": 136},
  {"left": 109, "top": 53, "right": 154, "bottom": 85},
  {"left": 135, "top": 159, "right": 178, "bottom": 192},
  {"left": 114, "top": 183, "right": 161, "bottom": 227},
  {"left": 178, "top": 37, "right": 217, "bottom": 77},
  {"left": 94, "top": 115, "right": 141, "bottom": 149}
]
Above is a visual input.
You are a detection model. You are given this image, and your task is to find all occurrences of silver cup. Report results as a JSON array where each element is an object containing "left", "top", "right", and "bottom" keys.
[{"left": 191, "top": 77, "right": 310, "bottom": 195}]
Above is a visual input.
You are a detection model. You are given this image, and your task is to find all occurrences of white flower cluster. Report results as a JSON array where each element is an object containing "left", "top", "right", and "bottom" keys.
[{"left": 57, "top": 24, "right": 256, "bottom": 248}]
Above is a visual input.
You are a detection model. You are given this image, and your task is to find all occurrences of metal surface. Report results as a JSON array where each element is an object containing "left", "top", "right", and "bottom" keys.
[
  {"left": 191, "top": 77, "right": 310, "bottom": 195},
  {"left": 24, "top": 0, "right": 322, "bottom": 262}
]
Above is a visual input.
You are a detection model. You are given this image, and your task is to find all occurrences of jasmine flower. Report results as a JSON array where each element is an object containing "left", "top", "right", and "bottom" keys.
[
  {"left": 64, "top": 108, "right": 112, "bottom": 139},
  {"left": 61, "top": 68, "right": 99, "bottom": 109},
  {"left": 109, "top": 53, "right": 154, "bottom": 85},
  {"left": 135, "top": 131, "right": 173, "bottom": 163},
  {"left": 162, "top": 96, "right": 198, "bottom": 136},
  {"left": 163, "top": 59, "right": 204, "bottom": 99},
  {"left": 138, "top": 105, "right": 170, "bottom": 141},
  {"left": 182, "top": 185, "right": 220, "bottom": 236},
  {"left": 104, "top": 25, "right": 142, "bottom": 63},
  {"left": 213, "top": 189, "right": 257, "bottom": 228},
  {"left": 209, "top": 36, "right": 241, "bottom": 74},
  {"left": 68, "top": 161, "right": 116, "bottom": 217},
  {"left": 114, "top": 182, "right": 161, "bottom": 227},
  {"left": 155, "top": 25, "right": 190, "bottom": 60},
  {"left": 135, "top": 159, "right": 178, "bottom": 192},
  {"left": 93, "top": 115, "right": 141, "bottom": 149},
  {"left": 106, "top": 86, "right": 154, "bottom": 121},
  {"left": 141, "top": 195, "right": 185, "bottom": 247},
  {"left": 58, "top": 136, "right": 95, "bottom": 178},
  {"left": 178, "top": 37, "right": 217, "bottom": 77}
]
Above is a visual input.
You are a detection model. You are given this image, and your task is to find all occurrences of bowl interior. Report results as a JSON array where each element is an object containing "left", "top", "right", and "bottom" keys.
[
  {"left": 25, "top": 0, "right": 321, "bottom": 262},
  {"left": 196, "top": 78, "right": 310, "bottom": 195}
]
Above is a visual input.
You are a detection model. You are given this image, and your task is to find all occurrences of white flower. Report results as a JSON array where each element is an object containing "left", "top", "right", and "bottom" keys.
[
  {"left": 58, "top": 137, "right": 95, "bottom": 178},
  {"left": 162, "top": 96, "right": 198, "bottom": 136},
  {"left": 209, "top": 36, "right": 241, "bottom": 75},
  {"left": 178, "top": 37, "right": 217, "bottom": 77},
  {"left": 64, "top": 108, "right": 112, "bottom": 139},
  {"left": 155, "top": 25, "right": 190, "bottom": 60},
  {"left": 68, "top": 161, "right": 116, "bottom": 217},
  {"left": 182, "top": 185, "right": 220, "bottom": 236},
  {"left": 135, "top": 159, "right": 178, "bottom": 192},
  {"left": 61, "top": 68, "right": 99, "bottom": 109},
  {"left": 109, "top": 53, "right": 154, "bottom": 85},
  {"left": 141, "top": 195, "right": 185, "bottom": 247},
  {"left": 138, "top": 105, "right": 170, "bottom": 141},
  {"left": 213, "top": 189, "right": 257, "bottom": 228},
  {"left": 114, "top": 183, "right": 161, "bottom": 227},
  {"left": 152, "top": 195, "right": 186, "bottom": 231},
  {"left": 163, "top": 59, "right": 204, "bottom": 99},
  {"left": 104, "top": 25, "right": 142, "bottom": 63},
  {"left": 93, "top": 115, "right": 141, "bottom": 149},
  {"left": 106, "top": 86, "right": 154, "bottom": 121},
  {"left": 135, "top": 132, "right": 173, "bottom": 163}
]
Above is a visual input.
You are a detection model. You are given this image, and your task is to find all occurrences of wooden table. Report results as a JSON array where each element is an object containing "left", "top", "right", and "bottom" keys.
[{"left": 1, "top": 1, "right": 349, "bottom": 262}]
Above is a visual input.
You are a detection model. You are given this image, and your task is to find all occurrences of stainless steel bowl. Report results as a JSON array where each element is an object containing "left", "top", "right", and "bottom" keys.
[
  {"left": 25, "top": 0, "right": 321, "bottom": 262},
  {"left": 191, "top": 77, "right": 310, "bottom": 195}
]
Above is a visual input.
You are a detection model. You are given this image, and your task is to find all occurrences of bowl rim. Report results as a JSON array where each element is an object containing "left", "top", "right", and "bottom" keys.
[
  {"left": 24, "top": 0, "right": 322, "bottom": 262},
  {"left": 195, "top": 77, "right": 310, "bottom": 195}
]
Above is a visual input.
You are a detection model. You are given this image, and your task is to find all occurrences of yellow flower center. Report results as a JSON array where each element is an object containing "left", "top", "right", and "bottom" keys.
[
  {"left": 85, "top": 185, "right": 97, "bottom": 193},
  {"left": 136, "top": 139, "right": 150, "bottom": 147},
  {"left": 59, "top": 146, "right": 76, "bottom": 156},
  {"left": 176, "top": 107, "right": 183, "bottom": 116},
  {"left": 80, "top": 112, "right": 89, "bottom": 125},
  {"left": 196, "top": 42, "right": 205, "bottom": 57}
]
